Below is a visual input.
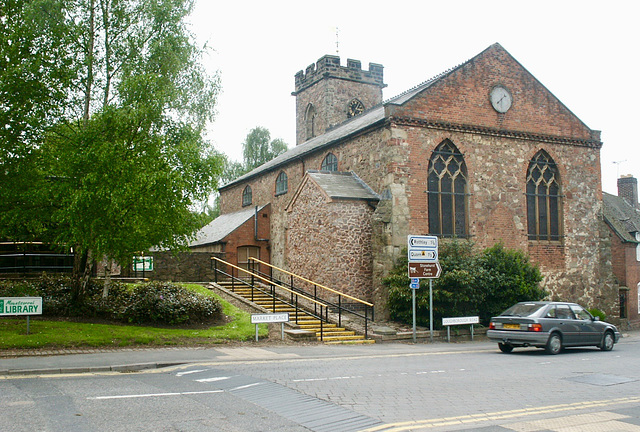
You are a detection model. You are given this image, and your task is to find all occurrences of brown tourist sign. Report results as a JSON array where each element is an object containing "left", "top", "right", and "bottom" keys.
[{"left": 408, "top": 262, "right": 442, "bottom": 279}]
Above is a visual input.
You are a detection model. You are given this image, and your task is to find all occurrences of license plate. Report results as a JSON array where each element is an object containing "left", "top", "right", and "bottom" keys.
[{"left": 503, "top": 323, "right": 520, "bottom": 330}]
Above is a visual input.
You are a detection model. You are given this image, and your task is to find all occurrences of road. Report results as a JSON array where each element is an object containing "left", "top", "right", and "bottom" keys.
[{"left": 1, "top": 335, "right": 639, "bottom": 431}]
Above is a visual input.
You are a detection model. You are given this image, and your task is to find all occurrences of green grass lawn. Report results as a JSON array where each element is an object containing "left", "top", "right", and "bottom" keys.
[{"left": 0, "top": 285, "right": 267, "bottom": 350}]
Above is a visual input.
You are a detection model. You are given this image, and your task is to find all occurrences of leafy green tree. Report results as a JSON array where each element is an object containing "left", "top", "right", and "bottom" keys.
[
  {"left": 385, "top": 240, "right": 545, "bottom": 327},
  {"left": 0, "top": 0, "right": 223, "bottom": 301},
  {"left": 242, "top": 126, "right": 288, "bottom": 172}
]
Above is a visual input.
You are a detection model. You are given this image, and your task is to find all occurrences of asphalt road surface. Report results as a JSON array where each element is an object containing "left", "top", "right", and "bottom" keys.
[{"left": 2, "top": 335, "right": 640, "bottom": 431}]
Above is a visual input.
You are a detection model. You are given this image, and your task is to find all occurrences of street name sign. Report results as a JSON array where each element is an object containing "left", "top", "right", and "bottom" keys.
[
  {"left": 408, "top": 262, "right": 442, "bottom": 279},
  {"left": 251, "top": 313, "right": 290, "bottom": 324},
  {"left": 442, "top": 316, "right": 479, "bottom": 326}
]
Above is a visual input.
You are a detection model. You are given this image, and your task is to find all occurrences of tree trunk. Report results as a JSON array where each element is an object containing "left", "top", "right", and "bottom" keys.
[
  {"left": 103, "top": 257, "right": 112, "bottom": 299},
  {"left": 71, "top": 248, "right": 94, "bottom": 304}
]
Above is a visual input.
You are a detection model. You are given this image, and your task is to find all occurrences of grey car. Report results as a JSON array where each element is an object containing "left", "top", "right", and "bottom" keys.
[{"left": 487, "top": 301, "right": 621, "bottom": 354}]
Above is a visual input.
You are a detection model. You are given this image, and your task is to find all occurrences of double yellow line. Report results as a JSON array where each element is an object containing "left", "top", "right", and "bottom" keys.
[{"left": 361, "top": 396, "right": 640, "bottom": 431}]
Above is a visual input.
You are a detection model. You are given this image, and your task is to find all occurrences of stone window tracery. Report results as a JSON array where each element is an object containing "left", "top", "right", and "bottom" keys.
[
  {"left": 321, "top": 153, "right": 338, "bottom": 172},
  {"left": 427, "top": 140, "right": 468, "bottom": 237},
  {"left": 275, "top": 171, "right": 288, "bottom": 196},
  {"left": 242, "top": 185, "right": 252, "bottom": 207},
  {"left": 526, "top": 150, "right": 562, "bottom": 241}
]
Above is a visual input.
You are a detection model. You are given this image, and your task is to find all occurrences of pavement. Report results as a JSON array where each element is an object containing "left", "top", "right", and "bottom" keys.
[{"left": 1, "top": 329, "right": 638, "bottom": 377}]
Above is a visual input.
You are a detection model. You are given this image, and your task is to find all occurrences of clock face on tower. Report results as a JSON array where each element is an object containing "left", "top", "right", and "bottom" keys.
[{"left": 347, "top": 99, "right": 365, "bottom": 118}]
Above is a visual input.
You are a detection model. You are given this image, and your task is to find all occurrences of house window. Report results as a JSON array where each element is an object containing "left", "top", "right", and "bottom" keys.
[
  {"left": 427, "top": 140, "right": 468, "bottom": 237},
  {"left": 321, "top": 153, "right": 338, "bottom": 172},
  {"left": 636, "top": 233, "right": 640, "bottom": 261},
  {"left": 526, "top": 150, "right": 562, "bottom": 241},
  {"left": 242, "top": 185, "right": 252, "bottom": 207},
  {"left": 305, "top": 104, "right": 316, "bottom": 140},
  {"left": 275, "top": 171, "right": 288, "bottom": 196}
]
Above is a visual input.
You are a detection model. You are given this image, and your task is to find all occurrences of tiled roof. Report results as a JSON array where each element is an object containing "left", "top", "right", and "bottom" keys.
[
  {"left": 307, "top": 170, "right": 380, "bottom": 202},
  {"left": 603, "top": 192, "right": 640, "bottom": 243},
  {"left": 189, "top": 205, "right": 267, "bottom": 247}
]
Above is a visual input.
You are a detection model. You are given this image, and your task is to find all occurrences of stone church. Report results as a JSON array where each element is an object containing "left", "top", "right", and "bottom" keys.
[{"left": 199, "top": 43, "right": 622, "bottom": 320}]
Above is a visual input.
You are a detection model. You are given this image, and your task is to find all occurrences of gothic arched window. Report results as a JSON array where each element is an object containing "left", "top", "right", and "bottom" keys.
[
  {"left": 427, "top": 140, "right": 468, "bottom": 237},
  {"left": 242, "top": 185, "right": 252, "bottom": 207},
  {"left": 305, "top": 104, "right": 316, "bottom": 141},
  {"left": 275, "top": 171, "right": 288, "bottom": 196},
  {"left": 321, "top": 153, "right": 338, "bottom": 172},
  {"left": 526, "top": 150, "right": 562, "bottom": 241}
]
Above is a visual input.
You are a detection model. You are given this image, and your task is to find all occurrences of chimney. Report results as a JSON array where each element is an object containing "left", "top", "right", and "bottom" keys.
[{"left": 618, "top": 175, "right": 639, "bottom": 209}]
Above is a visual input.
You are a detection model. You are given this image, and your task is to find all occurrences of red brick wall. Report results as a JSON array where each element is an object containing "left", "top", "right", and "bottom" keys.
[
  {"left": 610, "top": 233, "right": 640, "bottom": 323},
  {"left": 390, "top": 44, "right": 596, "bottom": 142}
]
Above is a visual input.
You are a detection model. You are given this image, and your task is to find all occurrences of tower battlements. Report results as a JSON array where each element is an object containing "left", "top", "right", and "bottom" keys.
[{"left": 293, "top": 55, "right": 385, "bottom": 95}]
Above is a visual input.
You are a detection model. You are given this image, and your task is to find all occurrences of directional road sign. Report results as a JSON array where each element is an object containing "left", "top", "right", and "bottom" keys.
[
  {"left": 408, "top": 262, "right": 442, "bottom": 279},
  {"left": 408, "top": 249, "right": 438, "bottom": 262}
]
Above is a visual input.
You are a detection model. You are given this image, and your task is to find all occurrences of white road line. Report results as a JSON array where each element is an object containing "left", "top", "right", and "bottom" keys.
[
  {"left": 292, "top": 375, "right": 364, "bottom": 382},
  {"left": 195, "top": 376, "right": 235, "bottom": 383},
  {"left": 176, "top": 369, "right": 208, "bottom": 376},
  {"left": 88, "top": 390, "right": 224, "bottom": 400},
  {"left": 230, "top": 382, "right": 264, "bottom": 391}
]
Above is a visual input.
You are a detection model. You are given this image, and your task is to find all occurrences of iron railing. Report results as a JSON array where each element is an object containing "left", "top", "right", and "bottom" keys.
[
  {"left": 211, "top": 257, "right": 329, "bottom": 340},
  {"left": 247, "top": 257, "right": 374, "bottom": 339}
]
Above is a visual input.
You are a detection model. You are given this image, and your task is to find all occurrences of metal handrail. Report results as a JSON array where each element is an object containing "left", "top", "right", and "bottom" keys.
[
  {"left": 211, "top": 257, "right": 328, "bottom": 340},
  {"left": 249, "top": 257, "right": 373, "bottom": 307},
  {"left": 248, "top": 257, "right": 374, "bottom": 338}
]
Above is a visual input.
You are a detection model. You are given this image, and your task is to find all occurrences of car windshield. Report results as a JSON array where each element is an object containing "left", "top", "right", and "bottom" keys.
[{"left": 500, "top": 303, "right": 546, "bottom": 317}]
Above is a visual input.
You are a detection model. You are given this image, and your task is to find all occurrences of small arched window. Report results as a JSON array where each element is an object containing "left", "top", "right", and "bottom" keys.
[
  {"left": 275, "top": 171, "right": 288, "bottom": 196},
  {"left": 305, "top": 104, "right": 316, "bottom": 141},
  {"left": 321, "top": 153, "right": 338, "bottom": 172},
  {"left": 427, "top": 140, "right": 468, "bottom": 237},
  {"left": 242, "top": 185, "right": 252, "bottom": 207},
  {"left": 526, "top": 150, "right": 562, "bottom": 241}
]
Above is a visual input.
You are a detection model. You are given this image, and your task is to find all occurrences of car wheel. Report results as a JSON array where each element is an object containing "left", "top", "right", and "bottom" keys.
[
  {"left": 498, "top": 343, "right": 514, "bottom": 353},
  {"left": 545, "top": 333, "right": 562, "bottom": 355},
  {"left": 600, "top": 331, "right": 615, "bottom": 351}
]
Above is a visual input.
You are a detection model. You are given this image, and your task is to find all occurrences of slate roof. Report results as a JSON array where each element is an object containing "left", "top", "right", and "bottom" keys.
[
  {"left": 219, "top": 49, "right": 471, "bottom": 192},
  {"left": 603, "top": 192, "right": 640, "bottom": 243},
  {"left": 307, "top": 170, "right": 380, "bottom": 202},
  {"left": 189, "top": 205, "right": 267, "bottom": 247}
]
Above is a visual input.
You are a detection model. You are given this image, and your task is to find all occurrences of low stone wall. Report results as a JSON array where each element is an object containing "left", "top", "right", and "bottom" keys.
[{"left": 121, "top": 252, "right": 221, "bottom": 282}]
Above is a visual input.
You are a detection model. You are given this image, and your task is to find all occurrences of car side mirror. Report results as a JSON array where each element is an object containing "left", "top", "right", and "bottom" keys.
[{"left": 594, "top": 316, "right": 601, "bottom": 321}]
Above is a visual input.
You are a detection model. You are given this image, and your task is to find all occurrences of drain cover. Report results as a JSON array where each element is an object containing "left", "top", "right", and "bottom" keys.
[{"left": 565, "top": 374, "right": 637, "bottom": 386}]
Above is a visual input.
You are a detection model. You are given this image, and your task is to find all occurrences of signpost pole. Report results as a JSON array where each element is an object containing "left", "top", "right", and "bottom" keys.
[
  {"left": 429, "top": 279, "right": 433, "bottom": 343},
  {"left": 412, "top": 286, "right": 416, "bottom": 343}
]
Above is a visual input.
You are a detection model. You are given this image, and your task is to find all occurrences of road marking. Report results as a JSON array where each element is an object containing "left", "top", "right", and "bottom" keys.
[
  {"left": 360, "top": 396, "right": 640, "bottom": 431},
  {"left": 176, "top": 369, "right": 207, "bottom": 376},
  {"left": 88, "top": 390, "right": 224, "bottom": 400},
  {"left": 229, "top": 382, "right": 264, "bottom": 391},
  {"left": 195, "top": 376, "right": 235, "bottom": 383},
  {"left": 292, "top": 375, "right": 363, "bottom": 382}
]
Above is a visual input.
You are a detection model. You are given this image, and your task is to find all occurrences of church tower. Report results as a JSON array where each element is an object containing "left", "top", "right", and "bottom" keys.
[{"left": 292, "top": 55, "right": 385, "bottom": 145}]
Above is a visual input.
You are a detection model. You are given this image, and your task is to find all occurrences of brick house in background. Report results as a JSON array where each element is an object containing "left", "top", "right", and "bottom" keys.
[
  {"left": 603, "top": 176, "right": 640, "bottom": 326},
  {"left": 205, "top": 43, "right": 621, "bottom": 320}
]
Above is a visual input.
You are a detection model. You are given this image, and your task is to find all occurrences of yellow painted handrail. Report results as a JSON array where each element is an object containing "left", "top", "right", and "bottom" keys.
[
  {"left": 211, "top": 257, "right": 328, "bottom": 308},
  {"left": 248, "top": 257, "right": 374, "bottom": 308}
]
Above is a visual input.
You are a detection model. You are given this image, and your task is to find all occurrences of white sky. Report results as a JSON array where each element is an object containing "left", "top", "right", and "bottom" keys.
[{"left": 189, "top": 0, "right": 638, "bottom": 195}]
